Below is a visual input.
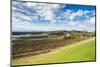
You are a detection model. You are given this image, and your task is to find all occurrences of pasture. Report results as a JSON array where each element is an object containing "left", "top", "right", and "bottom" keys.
[{"left": 12, "top": 37, "right": 95, "bottom": 66}]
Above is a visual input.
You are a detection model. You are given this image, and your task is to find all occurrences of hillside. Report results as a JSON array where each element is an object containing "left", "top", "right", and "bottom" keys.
[{"left": 12, "top": 37, "right": 95, "bottom": 66}]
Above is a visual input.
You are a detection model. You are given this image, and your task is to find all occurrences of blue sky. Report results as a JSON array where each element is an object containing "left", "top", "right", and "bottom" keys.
[{"left": 12, "top": 1, "right": 96, "bottom": 32}]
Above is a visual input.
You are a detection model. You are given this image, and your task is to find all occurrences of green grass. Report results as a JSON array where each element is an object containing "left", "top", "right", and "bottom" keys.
[{"left": 12, "top": 37, "right": 96, "bottom": 65}]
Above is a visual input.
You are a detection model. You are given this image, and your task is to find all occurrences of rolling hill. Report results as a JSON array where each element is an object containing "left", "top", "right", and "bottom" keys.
[{"left": 12, "top": 37, "right": 96, "bottom": 66}]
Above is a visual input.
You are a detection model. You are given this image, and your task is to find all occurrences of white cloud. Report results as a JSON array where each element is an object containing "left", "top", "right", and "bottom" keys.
[
  {"left": 69, "top": 10, "right": 94, "bottom": 20},
  {"left": 83, "top": 16, "right": 95, "bottom": 25},
  {"left": 34, "top": 3, "right": 60, "bottom": 21},
  {"left": 69, "top": 10, "right": 83, "bottom": 20},
  {"left": 68, "top": 21, "right": 78, "bottom": 25},
  {"left": 88, "top": 17, "right": 95, "bottom": 24},
  {"left": 13, "top": 2, "right": 70, "bottom": 25},
  {"left": 12, "top": 22, "right": 65, "bottom": 32},
  {"left": 26, "top": 2, "right": 37, "bottom": 7},
  {"left": 12, "top": 1, "right": 95, "bottom": 32}
]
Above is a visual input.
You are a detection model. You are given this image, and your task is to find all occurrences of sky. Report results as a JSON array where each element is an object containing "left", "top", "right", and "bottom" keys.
[{"left": 12, "top": 1, "right": 96, "bottom": 32}]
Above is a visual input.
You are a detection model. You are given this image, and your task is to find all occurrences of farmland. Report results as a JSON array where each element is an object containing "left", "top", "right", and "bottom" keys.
[
  {"left": 12, "top": 30, "right": 95, "bottom": 66},
  {"left": 12, "top": 37, "right": 95, "bottom": 65}
]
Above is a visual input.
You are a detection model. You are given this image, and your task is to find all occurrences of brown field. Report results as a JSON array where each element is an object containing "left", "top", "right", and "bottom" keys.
[{"left": 12, "top": 31, "right": 95, "bottom": 59}]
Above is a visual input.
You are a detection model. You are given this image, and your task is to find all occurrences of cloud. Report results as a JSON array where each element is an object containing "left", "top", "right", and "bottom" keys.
[
  {"left": 12, "top": 1, "right": 96, "bottom": 32},
  {"left": 12, "top": 1, "right": 61, "bottom": 23},
  {"left": 69, "top": 10, "right": 83, "bottom": 20},
  {"left": 69, "top": 10, "right": 95, "bottom": 20},
  {"left": 88, "top": 17, "right": 95, "bottom": 25}
]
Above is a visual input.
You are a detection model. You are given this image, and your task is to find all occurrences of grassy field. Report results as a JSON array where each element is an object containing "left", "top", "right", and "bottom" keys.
[{"left": 12, "top": 37, "right": 96, "bottom": 66}]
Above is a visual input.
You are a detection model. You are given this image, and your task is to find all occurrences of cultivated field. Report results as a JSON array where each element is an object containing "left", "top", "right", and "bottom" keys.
[
  {"left": 12, "top": 37, "right": 95, "bottom": 66},
  {"left": 12, "top": 31, "right": 95, "bottom": 66}
]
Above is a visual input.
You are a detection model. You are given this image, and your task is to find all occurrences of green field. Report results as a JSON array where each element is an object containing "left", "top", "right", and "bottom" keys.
[{"left": 12, "top": 37, "right": 96, "bottom": 66}]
